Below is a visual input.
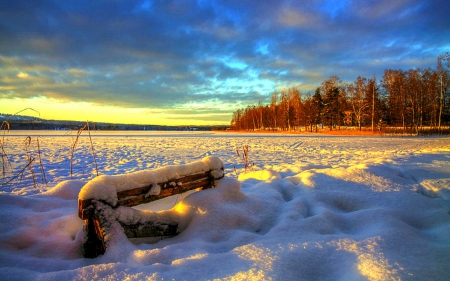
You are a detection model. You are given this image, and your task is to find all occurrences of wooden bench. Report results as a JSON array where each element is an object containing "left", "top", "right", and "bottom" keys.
[{"left": 78, "top": 156, "right": 224, "bottom": 258}]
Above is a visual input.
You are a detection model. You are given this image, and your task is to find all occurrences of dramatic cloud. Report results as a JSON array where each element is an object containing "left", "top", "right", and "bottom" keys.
[{"left": 0, "top": 0, "right": 449, "bottom": 125}]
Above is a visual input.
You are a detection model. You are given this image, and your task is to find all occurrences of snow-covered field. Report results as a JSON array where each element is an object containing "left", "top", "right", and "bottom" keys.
[{"left": 1, "top": 131, "right": 449, "bottom": 281}]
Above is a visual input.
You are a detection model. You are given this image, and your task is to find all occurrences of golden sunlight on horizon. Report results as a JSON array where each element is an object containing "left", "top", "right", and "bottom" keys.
[{"left": 2, "top": 97, "right": 230, "bottom": 126}]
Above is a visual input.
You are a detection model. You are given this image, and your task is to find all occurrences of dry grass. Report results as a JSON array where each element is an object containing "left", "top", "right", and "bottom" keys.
[
  {"left": 24, "top": 136, "right": 48, "bottom": 187},
  {"left": 1, "top": 119, "right": 101, "bottom": 188},
  {"left": 1, "top": 121, "right": 13, "bottom": 178},
  {"left": 1, "top": 135, "right": 48, "bottom": 188},
  {"left": 234, "top": 145, "right": 253, "bottom": 174},
  {"left": 1, "top": 108, "right": 41, "bottom": 180},
  {"left": 1, "top": 157, "right": 35, "bottom": 186},
  {"left": 70, "top": 121, "right": 99, "bottom": 178},
  {"left": 24, "top": 136, "right": 37, "bottom": 187},
  {"left": 36, "top": 137, "right": 47, "bottom": 184}
]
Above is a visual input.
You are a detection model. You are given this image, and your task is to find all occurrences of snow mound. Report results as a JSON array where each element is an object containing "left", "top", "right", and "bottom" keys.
[
  {"left": 42, "top": 180, "right": 86, "bottom": 200},
  {"left": 420, "top": 178, "right": 450, "bottom": 200}
]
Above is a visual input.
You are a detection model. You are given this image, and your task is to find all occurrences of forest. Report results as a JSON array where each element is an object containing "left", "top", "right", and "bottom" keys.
[{"left": 231, "top": 53, "right": 450, "bottom": 135}]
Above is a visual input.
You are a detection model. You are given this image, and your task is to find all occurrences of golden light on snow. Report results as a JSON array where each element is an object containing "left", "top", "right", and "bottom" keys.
[
  {"left": 226, "top": 244, "right": 278, "bottom": 280},
  {"left": 217, "top": 269, "right": 270, "bottom": 281},
  {"left": 132, "top": 249, "right": 150, "bottom": 260},
  {"left": 329, "top": 237, "right": 407, "bottom": 281},
  {"left": 173, "top": 201, "right": 190, "bottom": 214},
  {"left": 234, "top": 244, "right": 278, "bottom": 271},
  {"left": 171, "top": 253, "right": 209, "bottom": 265}
]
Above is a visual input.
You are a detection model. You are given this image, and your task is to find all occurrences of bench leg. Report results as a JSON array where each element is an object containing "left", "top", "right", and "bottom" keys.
[{"left": 83, "top": 217, "right": 106, "bottom": 258}]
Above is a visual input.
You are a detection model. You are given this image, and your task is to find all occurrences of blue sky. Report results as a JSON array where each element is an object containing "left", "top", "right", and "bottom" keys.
[{"left": 1, "top": 0, "right": 449, "bottom": 125}]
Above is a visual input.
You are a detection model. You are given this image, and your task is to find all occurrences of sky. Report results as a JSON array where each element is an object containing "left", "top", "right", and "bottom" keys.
[{"left": 1, "top": 0, "right": 449, "bottom": 126}]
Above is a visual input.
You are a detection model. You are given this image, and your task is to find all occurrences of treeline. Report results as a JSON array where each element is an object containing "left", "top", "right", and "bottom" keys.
[{"left": 231, "top": 53, "right": 450, "bottom": 134}]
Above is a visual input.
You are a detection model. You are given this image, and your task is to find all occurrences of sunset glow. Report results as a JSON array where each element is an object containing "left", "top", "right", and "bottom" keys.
[
  {"left": 1, "top": 0, "right": 448, "bottom": 125},
  {"left": 2, "top": 97, "right": 232, "bottom": 125}
]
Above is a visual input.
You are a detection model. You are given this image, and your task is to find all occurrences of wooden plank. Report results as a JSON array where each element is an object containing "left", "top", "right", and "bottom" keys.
[
  {"left": 78, "top": 171, "right": 215, "bottom": 219},
  {"left": 117, "top": 177, "right": 211, "bottom": 207},
  {"left": 78, "top": 198, "right": 94, "bottom": 220},
  {"left": 116, "top": 171, "right": 210, "bottom": 199}
]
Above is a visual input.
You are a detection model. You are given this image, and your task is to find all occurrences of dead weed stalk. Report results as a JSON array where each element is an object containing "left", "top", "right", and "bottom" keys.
[
  {"left": 1, "top": 158, "right": 35, "bottom": 186},
  {"left": 234, "top": 145, "right": 254, "bottom": 174},
  {"left": 24, "top": 137, "right": 38, "bottom": 187},
  {"left": 36, "top": 137, "right": 47, "bottom": 184},
  {"left": 1, "top": 107, "right": 40, "bottom": 179},
  {"left": 24, "top": 136, "right": 48, "bottom": 187},
  {"left": 0, "top": 108, "right": 48, "bottom": 188},
  {"left": 70, "top": 121, "right": 99, "bottom": 178},
  {"left": 1, "top": 121, "right": 14, "bottom": 178},
  {"left": 1, "top": 135, "right": 48, "bottom": 188}
]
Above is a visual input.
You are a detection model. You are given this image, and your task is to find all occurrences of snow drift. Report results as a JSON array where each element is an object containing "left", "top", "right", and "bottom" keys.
[{"left": 0, "top": 133, "right": 449, "bottom": 280}]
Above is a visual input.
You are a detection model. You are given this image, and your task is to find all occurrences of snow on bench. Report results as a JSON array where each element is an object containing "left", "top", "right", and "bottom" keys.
[{"left": 77, "top": 156, "right": 224, "bottom": 258}]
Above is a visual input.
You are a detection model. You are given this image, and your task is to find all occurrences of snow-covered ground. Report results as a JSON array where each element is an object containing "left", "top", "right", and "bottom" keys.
[{"left": 0, "top": 131, "right": 449, "bottom": 281}]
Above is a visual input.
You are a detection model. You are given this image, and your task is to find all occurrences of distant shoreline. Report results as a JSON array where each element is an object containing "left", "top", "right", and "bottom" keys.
[
  {"left": 2, "top": 113, "right": 449, "bottom": 136},
  {"left": 0, "top": 113, "right": 229, "bottom": 131},
  {"left": 224, "top": 127, "right": 450, "bottom": 136}
]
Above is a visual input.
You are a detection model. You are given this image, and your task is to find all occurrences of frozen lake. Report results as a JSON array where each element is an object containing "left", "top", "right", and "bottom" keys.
[{"left": 2, "top": 130, "right": 448, "bottom": 195}]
